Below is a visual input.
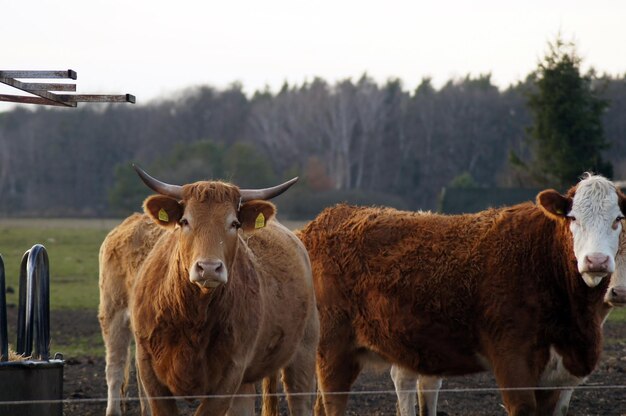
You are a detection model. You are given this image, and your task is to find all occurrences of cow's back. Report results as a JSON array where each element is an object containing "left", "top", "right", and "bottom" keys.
[
  {"left": 298, "top": 204, "right": 496, "bottom": 312},
  {"left": 98, "top": 213, "right": 165, "bottom": 323}
]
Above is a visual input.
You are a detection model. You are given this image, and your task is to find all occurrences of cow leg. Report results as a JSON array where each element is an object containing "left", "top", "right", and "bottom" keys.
[
  {"left": 282, "top": 360, "right": 316, "bottom": 416},
  {"left": 551, "top": 389, "right": 574, "bottom": 416},
  {"left": 535, "top": 389, "right": 562, "bottom": 416},
  {"left": 282, "top": 309, "right": 319, "bottom": 416},
  {"left": 390, "top": 365, "right": 417, "bottom": 416},
  {"left": 195, "top": 371, "right": 247, "bottom": 416},
  {"left": 226, "top": 383, "right": 255, "bottom": 416},
  {"left": 417, "top": 375, "right": 442, "bottom": 416},
  {"left": 100, "top": 307, "right": 132, "bottom": 416},
  {"left": 194, "top": 397, "right": 234, "bottom": 416},
  {"left": 390, "top": 365, "right": 442, "bottom": 416},
  {"left": 491, "top": 360, "right": 537, "bottom": 416},
  {"left": 136, "top": 369, "right": 152, "bottom": 416},
  {"left": 315, "top": 315, "right": 362, "bottom": 416},
  {"left": 135, "top": 343, "right": 179, "bottom": 416}
]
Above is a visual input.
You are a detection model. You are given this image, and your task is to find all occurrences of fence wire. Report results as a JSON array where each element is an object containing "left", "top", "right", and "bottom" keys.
[{"left": 1, "top": 383, "right": 626, "bottom": 407}]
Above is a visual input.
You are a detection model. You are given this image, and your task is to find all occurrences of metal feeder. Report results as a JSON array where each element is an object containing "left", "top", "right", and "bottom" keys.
[{"left": 0, "top": 245, "right": 64, "bottom": 416}]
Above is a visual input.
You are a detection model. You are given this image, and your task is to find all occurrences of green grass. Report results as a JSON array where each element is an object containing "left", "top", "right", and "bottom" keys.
[
  {"left": 609, "top": 306, "right": 626, "bottom": 322},
  {"left": 51, "top": 332, "right": 105, "bottom": 357},
  {"left": 0, "top": 219, "right": 119, "bottom": 310}
]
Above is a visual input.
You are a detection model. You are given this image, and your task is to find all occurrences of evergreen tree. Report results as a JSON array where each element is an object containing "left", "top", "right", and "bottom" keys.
[{"left": 524, "top": 36, "right": 612, "bottom": 188}]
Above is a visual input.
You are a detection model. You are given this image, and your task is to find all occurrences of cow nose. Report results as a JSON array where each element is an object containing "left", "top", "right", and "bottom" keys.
[
  {"left": 584, "top": 253, "right": 609, "bottom": 272},
  {"left": 196, "top": 260, "right": 224, "bottom": 279},
  {"left": 607, "top": 286, "right": 626, "bottom": 304}
]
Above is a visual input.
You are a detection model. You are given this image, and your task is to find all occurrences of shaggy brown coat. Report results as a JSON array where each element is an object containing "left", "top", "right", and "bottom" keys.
[
  {"left": 298, "top": 195, "right": 620, "bottom": 416},
  {"left": 99, "top": 213, "right": 165, "bottom": 415},
  {"left": 99, "top": 181, "right": 318, "bottom": 416}
]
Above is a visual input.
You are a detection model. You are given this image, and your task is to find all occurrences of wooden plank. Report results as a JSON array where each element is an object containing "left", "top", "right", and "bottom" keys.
[
  {"left": 19, "top": 83, "right": 76, "bottom": 92},
  {"left": 56, "top": 94, "right": 136, "bottom": 103},
  {"left": 0, "top": 70, "right": 134, "bottom": 106},
  {"left": 0, "top": 95, "right": 67, "bottom": 106},
  {"left": 0, "top": 70, "right": 77, "bottom": 80},
  {"left": 0, "top": 78, "right": 75, "bottom": 106}
]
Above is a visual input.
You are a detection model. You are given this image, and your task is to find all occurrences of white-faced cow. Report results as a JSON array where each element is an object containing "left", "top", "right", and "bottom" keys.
[
  {"left": 297, "top": 174, "right": 626, "bottom": 416},
  {"left": 389, "top": 229, "right": 626, "bottom": 416},
  {"left": 98, "top": 166, "right": 319, "bottom": 416}
]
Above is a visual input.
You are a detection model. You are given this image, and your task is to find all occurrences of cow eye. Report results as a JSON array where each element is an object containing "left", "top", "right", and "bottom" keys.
[
  {"left": 231, "top": 220, "right": 241, "bottom": 229},
  {"left": 179, "top": 218, "right": 189, "bottom": 227},
  {"left": 567, "top": 215, "right": 576, "bottom": 222},
  {"left": 617, "top": 216, "right": 625, "bottom": 222}
]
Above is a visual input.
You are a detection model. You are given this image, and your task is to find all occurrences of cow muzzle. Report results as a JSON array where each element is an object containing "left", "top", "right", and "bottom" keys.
[
  {"left": 190, "top": 259, "right": 228, "bottom": 289},
  {"left": 580, "top": 252, "right": 613, "bottom": 287},
  {"left": 606, "top": 286, "right": 626, "bottom": 306}
]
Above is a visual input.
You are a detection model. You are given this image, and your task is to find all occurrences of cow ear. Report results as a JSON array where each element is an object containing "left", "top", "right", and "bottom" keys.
[
  {"left": 537, "top": 189, "right": 571, "bottom": 220},
  {"left": 618, "top": 188, "right": 626, "bottom": 216},
  {"left": 238, "top": 200, "right": 276, "bottom": 233},
  {"left": 144, "top": 195, "right": 184, "bottom": 228}
]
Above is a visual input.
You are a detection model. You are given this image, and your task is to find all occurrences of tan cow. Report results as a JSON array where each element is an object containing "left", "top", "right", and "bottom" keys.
[
  {"left": 297, "top": 174, "right": 626, "bottom": 416},
  {"left": 99, "top": 166, "right": 319, "bottom": 416}
]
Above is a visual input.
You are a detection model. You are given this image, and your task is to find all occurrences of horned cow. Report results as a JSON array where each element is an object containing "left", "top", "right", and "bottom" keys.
[
  {"left": 99, "top": 166, "right": 319, "bottom": 416},
  {"left": 298, "top": 174, "right": 626, "bottom": 416}
]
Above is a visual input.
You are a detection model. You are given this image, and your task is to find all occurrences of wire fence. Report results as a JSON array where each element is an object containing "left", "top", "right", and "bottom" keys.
[{"left": 2, "top": 383, "right": 626, "bottom": 407}]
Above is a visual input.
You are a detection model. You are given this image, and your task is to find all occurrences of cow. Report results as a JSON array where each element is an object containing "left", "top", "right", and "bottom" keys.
[
  {"left": 297, "top": 173, "right": 626, "bottom": 416},
  {"left": 389, "top": 229, "right": 626, "bottom": 416},
  {"left": 98, "top": 166, "right": 319, "bottom": 416}
]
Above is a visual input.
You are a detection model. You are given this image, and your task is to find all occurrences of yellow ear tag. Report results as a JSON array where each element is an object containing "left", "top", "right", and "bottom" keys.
[
  {"left": 158, "top": 208, "right": 169, "bottom": 222},
  {"left": 254, "top": 212, "right": 266, "bottom": 229}
]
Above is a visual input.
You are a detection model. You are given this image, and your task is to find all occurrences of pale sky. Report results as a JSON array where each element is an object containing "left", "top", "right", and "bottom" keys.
[{"left": 1, "top": 0, "right": 625, "bottom": 112}]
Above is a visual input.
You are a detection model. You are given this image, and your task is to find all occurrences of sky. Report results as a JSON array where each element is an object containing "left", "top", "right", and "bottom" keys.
[{"left": 1, "top": 0, "right": 625, "bottom": 112}]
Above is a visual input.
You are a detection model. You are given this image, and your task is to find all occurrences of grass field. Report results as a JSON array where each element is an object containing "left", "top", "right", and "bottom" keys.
[{"left": 0, "top": 218, "right": 120, "bottom": 310}]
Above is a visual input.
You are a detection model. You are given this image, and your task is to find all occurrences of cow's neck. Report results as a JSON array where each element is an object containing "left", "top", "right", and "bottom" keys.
[{"left": 538, "top": 217, "right": 607, "bottom": 376}]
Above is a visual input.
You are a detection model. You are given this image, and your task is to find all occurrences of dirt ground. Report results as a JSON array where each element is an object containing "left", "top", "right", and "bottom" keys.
[{"left": 16, "top": 309, "right": 626, "bottom": 415}]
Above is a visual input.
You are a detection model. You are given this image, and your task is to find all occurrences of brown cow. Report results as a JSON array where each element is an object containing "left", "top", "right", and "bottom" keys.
[
  {"left": 390, "top": 231, "right": 626, "bottom": 416},
  {"left": 99, "top": 166, "right": 319, "bottom": 416},
  {"left": 298, "top": 174, "right": 626, "bottom": 416}
]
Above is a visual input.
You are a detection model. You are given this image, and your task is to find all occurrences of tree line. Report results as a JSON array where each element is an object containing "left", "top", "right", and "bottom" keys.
[{"left": 1, "top": 58, "right": 625, "bottom": 218}]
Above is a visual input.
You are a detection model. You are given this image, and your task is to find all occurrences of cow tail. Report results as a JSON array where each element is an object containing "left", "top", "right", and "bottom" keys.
[{"left": 261, "top": 373, "right": 279, "bottom": 416}]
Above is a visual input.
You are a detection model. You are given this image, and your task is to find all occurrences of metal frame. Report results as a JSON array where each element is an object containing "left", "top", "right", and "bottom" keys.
[
  {"left": 16, "top": 245, "right": 50, "bottom": 360},
  {"left": 0, "top": 256, "right": 6, "bottom": 362},
  {"left": 0, "top": 69, "right": 135, "bottom": 107}
]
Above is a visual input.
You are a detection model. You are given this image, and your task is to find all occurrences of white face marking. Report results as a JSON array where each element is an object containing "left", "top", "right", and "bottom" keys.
[{"left": 568, "top": 176, "right": 623, "bottom": 287}]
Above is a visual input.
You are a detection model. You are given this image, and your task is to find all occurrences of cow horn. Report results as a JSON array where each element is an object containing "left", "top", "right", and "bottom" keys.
[
  {"left": 240, "top": 177, "right": 299, "bottom": 202},
  {"left": 133, "top": 164, "right": 183, "bottom": 200}
]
